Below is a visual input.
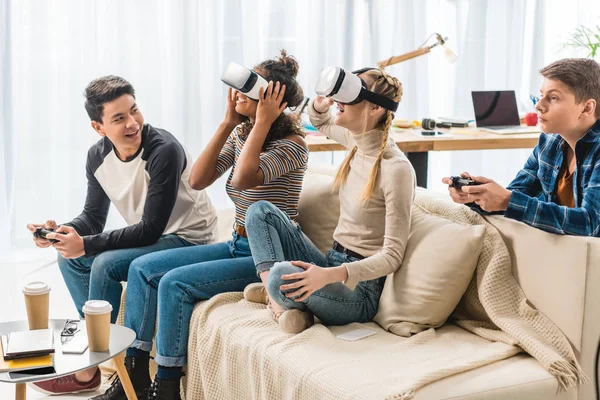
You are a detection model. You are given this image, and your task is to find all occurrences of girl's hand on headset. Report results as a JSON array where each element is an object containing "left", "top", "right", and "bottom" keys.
[
  {"left": 313, "top": 96, "right": 334, "bottom": 113},
  {"left": 223, "top": 88, "right": 245, "bottom": 128},
  {"left": 256, "top": 81, "right": 287, "bottom": 126}
]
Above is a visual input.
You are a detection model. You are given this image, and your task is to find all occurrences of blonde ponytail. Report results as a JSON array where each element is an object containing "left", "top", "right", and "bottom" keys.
[
  {"left": 333, "top": 146, "right": 359, "bottom": 190},
  {"left": 359, "top": 110, "right": 394, "bottom": 203}
]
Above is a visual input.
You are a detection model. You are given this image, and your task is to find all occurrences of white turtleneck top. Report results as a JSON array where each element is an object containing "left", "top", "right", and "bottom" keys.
[{"left": 309, "top": 102, "right": 416, "bottom": 289}]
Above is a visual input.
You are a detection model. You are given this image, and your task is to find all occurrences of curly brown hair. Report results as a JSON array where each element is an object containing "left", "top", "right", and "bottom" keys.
[{"left": 236, "top": 50, "right": 305, "bottom": 149}]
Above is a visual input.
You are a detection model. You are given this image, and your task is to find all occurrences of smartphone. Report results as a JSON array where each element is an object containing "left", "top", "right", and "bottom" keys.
[
  {"left": 419, "top": 130, "right": 453, "bottom": 138},
  {"left": 61, "top": 336, "right": 89, "bottom": 354},
  {"left": 420, "top": 130, "right": 447, "bottom": 136},
  {"left": 8, "top": 367, "right": 56, "bottom": 382},
  {"left": 336, "top": 328, "right": 377, "bottom": 341}
]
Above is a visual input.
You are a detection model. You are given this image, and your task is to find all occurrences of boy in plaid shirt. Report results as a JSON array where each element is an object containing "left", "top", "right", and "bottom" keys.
[{"left": 443, "top": 58, "right": 600, "bottom": 236}]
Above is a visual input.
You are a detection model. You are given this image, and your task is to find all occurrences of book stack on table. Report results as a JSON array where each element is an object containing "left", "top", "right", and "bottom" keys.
[{"left": 0, "top": 329, "right": 55, "bottom": 375}]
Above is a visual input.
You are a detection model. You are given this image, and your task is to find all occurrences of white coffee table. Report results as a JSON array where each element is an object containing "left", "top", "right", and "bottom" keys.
[{"left": 0, "top": 319, "right": 137, "bottom": 400}]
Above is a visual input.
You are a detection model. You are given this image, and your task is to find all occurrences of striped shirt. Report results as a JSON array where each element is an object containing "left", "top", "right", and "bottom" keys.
[{"left": 215, "top": 130, "right": 309, "bottom": 228}]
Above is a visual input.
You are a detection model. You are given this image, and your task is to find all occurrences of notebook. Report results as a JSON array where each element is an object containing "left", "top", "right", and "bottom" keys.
[
  {"left": 471, "top": 90, "right": 540, "bottom": 135},
  {"left": 5, "top": 329, "right": 55, "bottom": 359},
  {"left": 0, "top": 336, "right": 54, "bottom": 372}
]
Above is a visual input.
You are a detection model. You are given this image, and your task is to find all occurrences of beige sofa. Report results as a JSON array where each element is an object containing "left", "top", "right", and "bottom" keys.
[
  {"left": 193, "top": 163, "right": 599, "bottom": 400},
  {"left": 115, "top": 162, "right": 599, "bottom": 399}
]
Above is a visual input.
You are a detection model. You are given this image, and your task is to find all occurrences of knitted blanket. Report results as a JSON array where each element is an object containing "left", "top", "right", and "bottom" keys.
[{"left": 184, "top": 192, "right": 586, "bottom": 399}]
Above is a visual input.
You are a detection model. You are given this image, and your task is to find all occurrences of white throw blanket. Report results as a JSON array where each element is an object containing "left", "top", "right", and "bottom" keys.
[{"left": 185, "top": 192, "right": 586, "bottom": 399}]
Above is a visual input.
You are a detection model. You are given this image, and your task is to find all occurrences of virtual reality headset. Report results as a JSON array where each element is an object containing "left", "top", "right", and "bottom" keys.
[
  {"left": 314, "top": 66, "right": 399, "bottom": 112},
  {"left": 221, "top": 62, "right": 268, "bottom": 101}
]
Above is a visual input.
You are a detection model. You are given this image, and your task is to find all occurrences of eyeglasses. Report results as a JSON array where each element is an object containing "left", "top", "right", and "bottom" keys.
[{"left": 61, "top": 319, "right": 80, "bottom": 337}]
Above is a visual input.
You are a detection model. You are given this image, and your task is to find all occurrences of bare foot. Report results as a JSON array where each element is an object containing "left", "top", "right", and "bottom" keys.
[
  {"left": 267, "top": 295, "right": 286, "bottom": 320},
  {"left": 259, "top": 270, "right": 287, "bottom": 320}
]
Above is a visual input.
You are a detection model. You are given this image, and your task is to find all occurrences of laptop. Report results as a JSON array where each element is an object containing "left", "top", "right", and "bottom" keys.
[{"left": 471, "top": 90, "right": 540, "bottom": 134}]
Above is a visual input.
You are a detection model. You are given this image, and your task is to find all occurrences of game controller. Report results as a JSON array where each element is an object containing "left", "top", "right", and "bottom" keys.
[
  {"left": 33, "top": 227, "right": 66, "bottom": 243},
  {"left": 449, "top": 176, "right": 482, "bottom": 190}
]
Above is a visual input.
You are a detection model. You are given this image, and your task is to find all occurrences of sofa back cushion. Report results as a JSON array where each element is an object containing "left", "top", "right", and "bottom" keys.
[
  {"left": 374, "top": 205, "right": 485, "bottom": 336},
  {"left": 296, "top": 169, "right": 340, "bottom": 253},
  {"left": 483, "top": 215, "right": 600, "bottom": 400},
  {"left": 483, "top": 215, "right": 595, "bottom": 352}
]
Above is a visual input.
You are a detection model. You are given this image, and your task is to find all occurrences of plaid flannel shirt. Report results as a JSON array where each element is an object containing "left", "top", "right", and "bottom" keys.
[{"left": 500, "top": 119, "right": 600, "bottom": 236}]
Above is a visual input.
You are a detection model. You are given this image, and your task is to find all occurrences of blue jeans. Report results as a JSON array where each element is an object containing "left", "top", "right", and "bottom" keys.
[
  {"left": 57, "top": 234, "right": 192, "bottom": 323},
  {"left": 245, "top": 200, "right": 385, "bottom": 325},
  {"left": 124, "top": 232, "right": 260, "bottom": 367}
]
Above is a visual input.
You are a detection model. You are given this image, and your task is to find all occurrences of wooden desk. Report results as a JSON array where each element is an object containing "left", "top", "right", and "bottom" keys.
[{"left": 305, "top": 128, "right": 540, "bottom": 187}]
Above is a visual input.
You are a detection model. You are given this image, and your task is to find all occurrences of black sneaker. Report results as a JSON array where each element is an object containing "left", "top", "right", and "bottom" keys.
[
  {"left": 145, "top": 378, "right": 181, "bottom": 400},
  {"left": 90, "top": 355, "right": 151, "bottom": 400}
]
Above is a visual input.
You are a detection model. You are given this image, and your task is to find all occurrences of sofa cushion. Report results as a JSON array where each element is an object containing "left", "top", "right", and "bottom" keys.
[
  {"left": 483, "top": 215, "right": 589, "bottom": 352},
  {"left": 216, "top": 208, "right": 235, "bottom": 243},
  {"left": 374, "top": 205, "right": 485, "bottom": 336},
  {"left": 296, "top": 170, "right": 340, "bottom": 254},
  {"left": 413, "top": 351, "right": 575, "bottom": 400},
  {"left": 186, "top": 294, "right": 567, "bottom": 400}
]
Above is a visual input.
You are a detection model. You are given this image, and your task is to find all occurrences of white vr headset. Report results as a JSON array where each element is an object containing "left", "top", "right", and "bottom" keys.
[
  {"left": 221, "top": 62, "right": 268, "bottom": 101},
  {"left": 315, "top": 66, "right": 399, "bottom": 112}
]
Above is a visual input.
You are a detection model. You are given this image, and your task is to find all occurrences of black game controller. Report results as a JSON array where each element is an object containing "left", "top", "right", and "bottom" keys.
[
  {"left": 449, "top": 176, "right": 482, "bottom": 190},
  {"left": 33, "top": 227, "right": 66, "bottom": 243}
]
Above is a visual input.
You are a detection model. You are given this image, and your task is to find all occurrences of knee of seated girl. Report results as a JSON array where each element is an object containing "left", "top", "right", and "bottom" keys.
[
  {"left": 267, "top": 262, "right": 299, "bottom": 294},
  {"left": 246, "top": 200, "right": 276, "bottom": 225}
]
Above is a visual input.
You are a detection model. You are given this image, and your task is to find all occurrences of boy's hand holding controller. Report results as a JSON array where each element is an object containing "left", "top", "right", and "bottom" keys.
[
  {"left": 27, "top": 220, "right": 58, "bottom": 248},
  {"left": 27, "top": 221, "right": 85, "bottom": 258},
  {"left": 442, "top": 173, "right": 478, "bottom": 204},
  {"left": 442, "top": 173, "right": 513, "bottom": 212}
]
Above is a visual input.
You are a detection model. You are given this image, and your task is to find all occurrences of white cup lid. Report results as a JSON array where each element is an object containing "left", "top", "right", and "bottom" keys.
[
  {"left": 22, "top": 281, "right": 51, "bottom": 295},
  {"left": 82, "top": 300, "right": 113, "bottom": 315}
]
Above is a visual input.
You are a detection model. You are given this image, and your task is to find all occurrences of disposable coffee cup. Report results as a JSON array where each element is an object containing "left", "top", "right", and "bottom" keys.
[
  {"left": 22, "top": 282, "right": 51, "bottom": 330},
  {"left": 82, "top": 300, "right": 112, "bottom": 352}
]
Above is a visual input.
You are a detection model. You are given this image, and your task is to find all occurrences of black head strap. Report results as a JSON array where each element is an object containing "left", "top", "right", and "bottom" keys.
[
  {"left": 351, "top": 67, "right": 399, "bottom": 112},
  {"left": 358, "top": 88, "right": 398, "bottom": 112}
]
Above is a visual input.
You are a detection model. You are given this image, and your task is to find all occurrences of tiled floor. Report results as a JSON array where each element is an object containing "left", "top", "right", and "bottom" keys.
[{"left": 0, "top": 249, "right": 110, "bottom": 399}]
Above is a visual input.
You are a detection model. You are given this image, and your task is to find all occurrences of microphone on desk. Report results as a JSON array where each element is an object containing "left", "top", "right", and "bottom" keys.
[{"left": 421, "top": 118, "right": 469, "bottom": 130}]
